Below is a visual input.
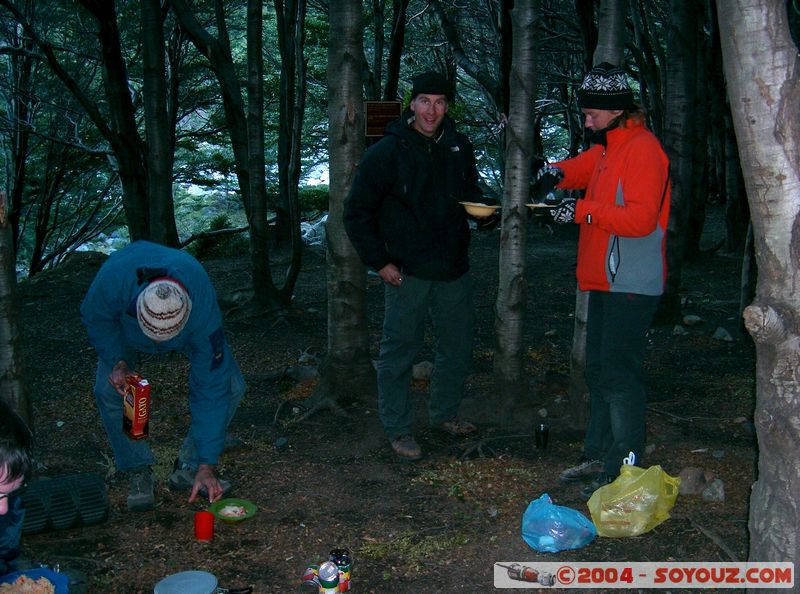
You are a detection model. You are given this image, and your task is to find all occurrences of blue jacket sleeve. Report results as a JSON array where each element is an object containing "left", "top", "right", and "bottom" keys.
[
  {"left": 182, "top": 283, "right": 230, "bottom": 466},
  {"left": 0, "top": 496, "right": 25, "bottom": 574},
  {"left": 80, "top": 268, "right": 137, "bottom": 368}
]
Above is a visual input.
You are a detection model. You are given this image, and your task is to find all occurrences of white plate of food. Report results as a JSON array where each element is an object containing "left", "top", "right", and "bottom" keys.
[{"left": 207, "top": 498, "right": 257, "bottom": 524}]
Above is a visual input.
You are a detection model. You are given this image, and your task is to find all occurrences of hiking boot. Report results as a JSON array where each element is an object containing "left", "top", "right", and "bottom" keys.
[
  {"left": 558, "top": 456, "right": 603, "bottom": 483},
  {"left": 390, "top": 435, "right": 422, "bottom": 461},
  {"left": 168, "top": 460, "right": 231, "bottom": 497},
  {"left": 580, "top": 472, "right": 613, "bottom": 500},
  {"left": 439, "top": 418, "right": 477, "bottom": 436},
  {"left": 127, "top": 467, "right": 155, "bottom": 512}
]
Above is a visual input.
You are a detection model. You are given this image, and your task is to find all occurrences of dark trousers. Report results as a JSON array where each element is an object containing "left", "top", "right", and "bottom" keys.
[
  {"left": 376, "top": 273, "right": 474, "bottom": 439},
  {"left": 584, "top": 290, "right": 660, "bottom": 476}
]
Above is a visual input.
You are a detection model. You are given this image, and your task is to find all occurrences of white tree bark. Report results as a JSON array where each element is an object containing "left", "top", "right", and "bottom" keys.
[
  {"left": 717, "top": 0, "right": 800, "bottom": 574},
  {"left": 566, "top": 0, "right": 628, "bottom": 429},
  {"left": 494, "top": 0, "right": 539, "bottom": 413}
]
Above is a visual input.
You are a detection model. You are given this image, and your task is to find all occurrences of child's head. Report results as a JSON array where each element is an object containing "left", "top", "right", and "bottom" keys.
[{"left": 0, "top": 401, "right": 32, "bottom": 515}]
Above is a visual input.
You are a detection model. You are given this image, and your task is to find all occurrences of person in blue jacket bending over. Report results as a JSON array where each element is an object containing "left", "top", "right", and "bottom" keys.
[{"left": 81, "top": 241, "right": 245, "bottom": 511}]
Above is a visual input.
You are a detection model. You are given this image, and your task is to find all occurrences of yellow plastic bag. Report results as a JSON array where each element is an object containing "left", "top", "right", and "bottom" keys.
[{"left": 587, "top": 464, "right": 681, "bottom": 538}]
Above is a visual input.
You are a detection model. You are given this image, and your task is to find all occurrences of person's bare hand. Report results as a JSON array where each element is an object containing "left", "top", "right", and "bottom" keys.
[
  {"left": 108, "top": 361, "right": 132, "bottom": 396},
  {"left": 188, "top": 464, "right": 224, "bottom": 503},
  {"left": 378, "top": 263, "right": 404, "bottom": 287}
]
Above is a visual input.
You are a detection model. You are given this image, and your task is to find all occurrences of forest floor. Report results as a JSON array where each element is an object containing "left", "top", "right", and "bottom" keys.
[{"left": 16, "top": 202, "right": 758, "bottom": 593}]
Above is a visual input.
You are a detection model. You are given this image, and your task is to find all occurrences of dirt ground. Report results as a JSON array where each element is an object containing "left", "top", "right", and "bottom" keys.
[{"left": 16, "top": 203, "right": 757, "bottom": 593}]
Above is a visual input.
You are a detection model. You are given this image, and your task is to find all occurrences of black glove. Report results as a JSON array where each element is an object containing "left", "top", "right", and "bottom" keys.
[
  {"left": 550, "top": 199, "right": 576, "bottom": 224},
  {"left": 531, "top": 165, "right": 565, "bottom": 205}
]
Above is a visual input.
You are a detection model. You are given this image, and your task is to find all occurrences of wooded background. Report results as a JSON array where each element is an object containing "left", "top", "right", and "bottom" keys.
[{"left": 1, "top": 0, "right": 798, "bottom": 581}]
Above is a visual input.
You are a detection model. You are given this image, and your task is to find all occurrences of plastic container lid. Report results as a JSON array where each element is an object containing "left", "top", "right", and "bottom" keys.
[{"left": 154, "top": 570, "right": 218, "bottom": 594}]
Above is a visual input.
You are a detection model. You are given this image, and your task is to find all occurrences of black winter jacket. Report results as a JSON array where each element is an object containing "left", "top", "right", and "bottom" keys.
[{"left": 344, "top": 109, "right": 483, "bottom": 281}]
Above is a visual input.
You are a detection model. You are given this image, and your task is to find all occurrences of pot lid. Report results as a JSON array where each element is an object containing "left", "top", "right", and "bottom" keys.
[{"left": 154, "top": 570, "right": 218, "bottom": 594}]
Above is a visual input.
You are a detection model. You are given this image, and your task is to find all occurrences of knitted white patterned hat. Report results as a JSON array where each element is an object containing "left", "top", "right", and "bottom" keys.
[
  {"left": 577, "top": 62, "right": 635, "bottom": 110},
  {"left": 136, "top": 277, "right": 192, "bottom": 341}
]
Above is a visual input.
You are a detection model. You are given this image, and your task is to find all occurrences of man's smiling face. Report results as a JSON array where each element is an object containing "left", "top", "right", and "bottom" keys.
[{"left": 410, "top": 93, "right": 448, "bottom": 137}]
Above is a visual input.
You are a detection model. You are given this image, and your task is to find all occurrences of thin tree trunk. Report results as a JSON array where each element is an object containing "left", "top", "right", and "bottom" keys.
[
  {"left": 595, "top": 0, "right": 626, "bottom": 65},
  {"left": 717, "top": 0, "right": 800, "bottom": 574},
  {"left": 494, "top": 0, "right": 539, "bottom": 420},
  {"left": 171, "top": 0, "right": 287, "bottom": 309},
  {"left": 141, "top": 0, "right": 179, "bottom": 247},
  {"left": 247, "top": 0, "right": 273, "bottom": 309},
  {"left": 0, "top": 193, "right": 29, "bottom": 426},
  {"left": 564, "top": 0, "right": 628, "bottom": 431},
  {"left": 382, "top": 0, "right": 409, "bottom": 101},
  {"left": 274, "top": 0, "right": 307, "bottom": 258},
  {"left": 0, "top": 0, "right": 151, "bottom": 240},
  {"left": 324, "top": 0, "right": 373, "bottom": 400},
  {"left": 78, "top": 0, "right": 151, "bottom": 241},
  {"left": 7, "top": 0, "right": 34, "bottom": 251},
  {"left": 659, "top": 0, "right": 699, "bottom": 322}
]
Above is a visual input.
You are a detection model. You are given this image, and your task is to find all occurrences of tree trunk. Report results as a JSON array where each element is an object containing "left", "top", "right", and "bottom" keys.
[
  {"left": 0, "top": 0, "right": 152, "bottom": 241},
  {"left": 247, "top": 0, "right": 275, "bottom": 309},
  {"left": 366, "top": 0, "right": 384, "bottom": 101},
  {"left": 324, "top": 0, "right": 373, "bottom": 400},
  {"left": 0, "top": 193, "right": 29, "bottom": 427},
  {"left": 494, "top": 0, "right": 538, "bottom": 420},
  {"left": 7, "top": 0, "right": 34, "bottom": 251},
  {"left": 77, "top": 0, "right": 150, "bottom": 241},
  {"left": 630, "top": 0, "right": 664, "bottom": 136},
  {"left": 274, "top": 0, "right": 307, "bottom": 258},
  {"left": 170, "top": 0, "right": 252, "bottom": 220},
  {"left": 717, "top": 0, "right": 800, "bottom": 574},
  {"left": 564, "top": 0, "right": 628, "bottom": 431},
  {"left": 171, "top": 0, "right": 287, "bottom": 309},
  {"left": 659, "top": 0, "right": 699, "bottom": 323},
  {"left": 382, "top": 0, "right": 409, "bottom": 101},
  {"left": 574, "top": 0, "right": 598, "bottom": 72},
  {"left": 595, "top": 0, "right": 626, "bottom": 65},
  {"left": 141, "top": 0, "right": 179, "bottom": 247},
  {"left": 430, "top": 0, "right": 503, "bottom": 113}
]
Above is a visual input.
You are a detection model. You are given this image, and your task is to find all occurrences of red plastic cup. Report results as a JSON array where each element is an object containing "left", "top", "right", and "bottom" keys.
[{"left": 194, "top": 511, "right": 215, "bottom": 541}]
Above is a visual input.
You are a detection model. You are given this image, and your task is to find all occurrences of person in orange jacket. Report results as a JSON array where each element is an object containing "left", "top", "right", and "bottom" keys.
[{"left": 532, "top": 63, "right": 671, "bottom": 498}]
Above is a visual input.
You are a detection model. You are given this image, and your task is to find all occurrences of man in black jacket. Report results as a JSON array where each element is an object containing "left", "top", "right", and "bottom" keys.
[{"left": 344, "top": 71, "right": 490, "bottom": 460}]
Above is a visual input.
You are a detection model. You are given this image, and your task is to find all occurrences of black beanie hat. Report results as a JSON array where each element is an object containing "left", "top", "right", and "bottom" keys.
[
  {"left": 577, "top": 62, "right": 635, "bottom": 110},
  {"left": 411, "top": 72, "right": 453, "bottom": 101}
]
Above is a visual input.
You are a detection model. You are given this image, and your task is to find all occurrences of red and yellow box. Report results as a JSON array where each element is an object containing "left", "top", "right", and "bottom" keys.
[{"left": 123, "top": 375, "right": 151, "bottom": 440}]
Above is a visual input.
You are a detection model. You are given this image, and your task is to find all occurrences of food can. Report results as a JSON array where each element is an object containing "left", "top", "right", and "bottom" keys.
[
  {"left": 329, "top": 548, "right": 352, "bottom": 592},
  {"left": 123, "top": 374, "right": 151, "bottom": 440},
  {"left": 300, "top": 565, "right": 319, "bottom": 588},
  {"left": 317, "top": 561, "right": 339, "bottom": 593}
]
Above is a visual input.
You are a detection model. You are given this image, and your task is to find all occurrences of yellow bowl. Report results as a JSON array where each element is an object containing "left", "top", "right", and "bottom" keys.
[{"left": 459, "top": 202, "right": 500, "bottom": 217}]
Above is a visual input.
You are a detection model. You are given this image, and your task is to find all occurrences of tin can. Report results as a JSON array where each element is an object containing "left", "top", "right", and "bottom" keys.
[
  {"left": 123, "top": 375, "right": 150, "bottom": 440},
  {"left": 329, "top": 548, "right": 351, "bottom": 592},
  {"left": 317, "top": 561, "right": 339, "bottom": 593},
  {"left": 301, "top": 565, "right": 319, "bottom": 589}
]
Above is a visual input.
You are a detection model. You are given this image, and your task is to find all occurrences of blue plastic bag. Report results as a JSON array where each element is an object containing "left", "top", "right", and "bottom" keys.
[{"left": 521, "top": 493, "right": 597, "bottom": 552}]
